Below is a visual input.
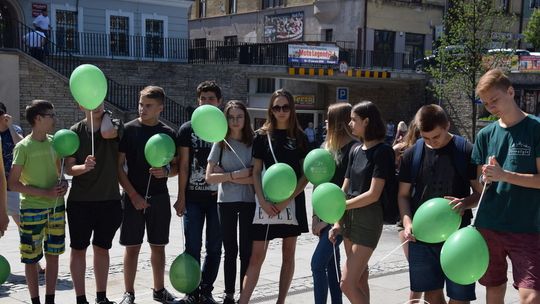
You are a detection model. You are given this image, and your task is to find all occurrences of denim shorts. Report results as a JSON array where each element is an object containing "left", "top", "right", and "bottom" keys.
[{"left": 409, "top": 241, "right": 476, "bottom": 301}]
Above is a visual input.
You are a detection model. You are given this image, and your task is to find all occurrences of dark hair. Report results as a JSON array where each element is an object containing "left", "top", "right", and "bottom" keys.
[
  {"left": 415, "top": 104, "right": 449, "bottom": 132},
  {"left": 196, "top": 80, "right": 222, "bottom": 100},
  {"left": 140, "top": 86, "right": 165, "bottom": 104},
  {"left": 260, "top": 89, "right": 304, "bottom": 145},
  {"left": 221, "top": 100, "right": 254, "bottom": 148},
  {"left": 25, "top": 99, "right": 53, "bottom": 126},
  {"left": 351, "top": 101, "right": 386, "bottom": 141},
  {"left": 0, "top": 102, "right": 6, "bottom": 115}
]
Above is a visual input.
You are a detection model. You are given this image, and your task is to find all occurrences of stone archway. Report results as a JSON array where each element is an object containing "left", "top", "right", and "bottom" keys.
[{"left": 0, "top": 0, "right": 24, "bottom": 48}]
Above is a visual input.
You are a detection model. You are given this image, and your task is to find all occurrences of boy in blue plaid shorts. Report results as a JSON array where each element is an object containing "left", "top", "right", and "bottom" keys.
[{"left": 8, "top": 100, "right": 68, "bottom": 304}]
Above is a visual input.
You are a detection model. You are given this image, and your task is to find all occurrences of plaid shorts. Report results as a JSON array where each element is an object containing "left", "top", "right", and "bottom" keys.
[{"left": 19, "top": 205, "right": 66, "bottom": 264}]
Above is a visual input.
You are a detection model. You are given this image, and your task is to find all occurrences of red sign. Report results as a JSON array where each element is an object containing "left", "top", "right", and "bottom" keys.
[
  {"left": 32, "top": 3, "right": 47, "bottom": 18},
  {"left": 519, "top": 56, "right": 540, "bottom": 73}
]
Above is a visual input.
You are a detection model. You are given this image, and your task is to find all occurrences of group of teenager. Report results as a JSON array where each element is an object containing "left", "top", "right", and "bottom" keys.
[{"left": 0, "top": 69, "right": 538, "bottom": 304}]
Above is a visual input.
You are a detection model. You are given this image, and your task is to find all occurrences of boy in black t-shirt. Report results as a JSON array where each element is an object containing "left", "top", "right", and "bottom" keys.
[
  {"left": 398, "top": 105, "right": 480, "bottom": 304},
  {"left": 175, "top": 81, "right": 222, "bottom": 304},
  {"left": 117, "top": 86, "right": 180, "bottom": 304}
]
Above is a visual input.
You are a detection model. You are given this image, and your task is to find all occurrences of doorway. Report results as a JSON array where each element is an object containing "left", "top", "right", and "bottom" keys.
[{"left": 0, "top": 0, "right": 20, "bottom": 48}]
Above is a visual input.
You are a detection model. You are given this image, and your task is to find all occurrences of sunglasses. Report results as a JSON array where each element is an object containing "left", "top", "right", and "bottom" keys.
[{"left": 271, "top": 104, "right": 291, "bottom": 113}]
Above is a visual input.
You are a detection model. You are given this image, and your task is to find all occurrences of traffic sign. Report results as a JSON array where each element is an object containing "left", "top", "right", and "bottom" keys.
[{"left": 336, "top": 87, "right": 349, "bottom": 102}]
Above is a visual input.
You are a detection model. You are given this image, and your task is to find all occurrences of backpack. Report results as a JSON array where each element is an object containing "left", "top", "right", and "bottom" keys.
[
  {"left": 409, "top": 135, "right": 468, "bottom": 203},
  {"left": 351, "top": 143, "right": 400, "bottom": 224}
]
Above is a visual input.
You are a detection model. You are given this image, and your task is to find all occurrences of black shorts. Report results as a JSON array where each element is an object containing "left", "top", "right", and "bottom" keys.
[
  {"left": 120, "top": 192, "right": 171, "bottom": 246},
  {"left": 67, "top": 200, "right": 122, "bottom": 250}
]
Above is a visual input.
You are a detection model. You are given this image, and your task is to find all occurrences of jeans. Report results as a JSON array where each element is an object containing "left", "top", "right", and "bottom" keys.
[
  {"left": 184, "top": 200, "right": 223, "bottom": 294},
  {"left": 311, "top": 225, "right": 343, "bottom": 304},
  {"left": 218, "top": 202, "right": 256, "bottom": 294}
]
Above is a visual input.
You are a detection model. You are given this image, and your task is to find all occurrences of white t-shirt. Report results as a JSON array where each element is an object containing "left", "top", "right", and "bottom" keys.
[
  {"left": 24, "top": 31, "right": 45, "bottom": 47},
  {"left": 33, "top": 14, "right": 50, "bottom": 31}
]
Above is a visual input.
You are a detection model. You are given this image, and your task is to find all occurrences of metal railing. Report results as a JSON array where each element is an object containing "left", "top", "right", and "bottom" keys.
[{"left": 12, "top": 21, "right": 190, "bottom": 127}]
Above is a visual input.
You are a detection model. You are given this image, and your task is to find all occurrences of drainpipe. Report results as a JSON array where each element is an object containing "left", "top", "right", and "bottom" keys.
[
  {"left": 363, "top": 0, "right": 368, "bottom": 65},
  {"left": 518, "top": 0, "right": 524, "bottom": 48}
]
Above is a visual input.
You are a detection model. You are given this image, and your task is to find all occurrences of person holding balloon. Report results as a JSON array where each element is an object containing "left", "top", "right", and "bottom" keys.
[
  {"left": 176, "top": 80, "right": 223, "bottom": 304},
  {"left": 397, "top": 104, "right": 479, "bottom": 304},
  {"left": 328, "top": 101, "right": 394, "bottom": 304},
  {"left": 473, "top": 69, "right": 540, "bottom": 303},
  {"left": 8, "top": 100, "right": 68, "bottom": 304},
  {"left": 205, "top": 100, "right": 255, "bottom": 304},
  {"left": 117, "top": 86, "right": 180, "bottom": 304},
  {"left": 64, "top": 103, "right": 123, "bottom": 304},
  {"left": 239, "top": 89, "right": 309, "bottom": 304},
  {"left": 310, "top": 102, "right": 357, "bottom": 304}
]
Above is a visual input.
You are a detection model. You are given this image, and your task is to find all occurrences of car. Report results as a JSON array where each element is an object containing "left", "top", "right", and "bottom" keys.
[
  {"left": 486, "top": 48, "right": 530, "bottom": 56},
  {"left": 414, "top": 45, "right": 465, "bottom": 73}
]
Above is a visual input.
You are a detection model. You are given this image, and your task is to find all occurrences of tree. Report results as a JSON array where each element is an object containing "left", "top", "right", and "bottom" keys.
[
  {"left": 428, "top": 0, "right": 516, "bottom": 140},
  {"left": 524, "top": 9, "right": 540, "bottom": 50}
]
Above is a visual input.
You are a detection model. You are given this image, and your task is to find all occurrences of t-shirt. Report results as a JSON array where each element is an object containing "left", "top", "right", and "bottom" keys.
[
  {"left": 67, "top": 119, "right": 122, "bottom": 202},
  {"left": 24, "top": 31, "right": 45, "bottom": 47},
  {"left": 345, "top": 142, "right": 394, "bottom": 199},
  {"left": 178, "top": 121, "right": 217, "bottom": 202},
  {"left": 33, "top": 14, "right": 50, "bottom": 31},
  {"left": 330, "top": 140, "right": 358, "bottom": 187},
  {"left": 12, "top": 135, "right": 62, "bottom": 209},
  {"left": 1, "top": 125, "right": 23, "bottom": 176},
  {"left": 399, "top": 136, "right": 475, "bottom": 227},
  {"left": 119, "top": 119, "right": 178, "bottom": 196},
  {"left": 208, "top": 139, "right": 255, "bottom": 203},
  {"left": 304, "top": 127, "right": 316, "bottom": 143},
  {"left": 472, "top": 115, "right": 540, "bottom": 233}
]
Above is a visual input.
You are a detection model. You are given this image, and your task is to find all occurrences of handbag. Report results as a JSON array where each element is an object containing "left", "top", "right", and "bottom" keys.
[{"left": 252, "top": 132, "right": 298, "bottom": 225}]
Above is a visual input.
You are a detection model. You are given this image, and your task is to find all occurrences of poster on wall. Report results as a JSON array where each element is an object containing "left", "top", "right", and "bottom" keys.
[
  {"left": 519, "top": 56, "right": 540, "bottom": 73},
  {"left": 264, "top": 12, "right": 304, "bottom": 43},
  {"left": 288, "top": 44, "right": 339, "bottom": 65},
  {"left": 32, "top": 3, "right": 47, "bottom": 17}
]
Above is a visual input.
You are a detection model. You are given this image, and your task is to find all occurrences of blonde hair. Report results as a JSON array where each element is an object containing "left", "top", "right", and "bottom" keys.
[
  {"left": 324, "top": 103, "right": 353, "bottom": 164},
  {"left": 476, "top": 69, "right": 512, "bottom": 96}
]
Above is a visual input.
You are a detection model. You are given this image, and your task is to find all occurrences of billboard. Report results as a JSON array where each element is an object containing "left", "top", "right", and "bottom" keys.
[
  {"left": 264, "top": 12, "right": 304, "bottom": 43},
  {"left": 288, "top": 44, "right": 340, "bottom": 65},
  {"left": 519, "top": 56, "right": 540, "bottom": 73}
]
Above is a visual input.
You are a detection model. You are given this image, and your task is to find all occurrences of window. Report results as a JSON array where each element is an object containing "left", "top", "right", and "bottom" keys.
[
  {"left": 198, "top": 0, "right": 206, "bottom": 18},
  {"left": 228, "top": 0, "right": 237, "bottom": 14},
  {"left": 404, "top": 33, "right": 424, "bottom": 68},
  {"left": 530, "top": 0, "right": 540, "bottom": 8},
  {"left": 224, "top": 35, "right": 238, "bottom": 46},
  {"left": 257, "top": 78, "right": 274, "bottom": 93},
  {"left": 374, "top": 30, "right": 395, "bottom": 68},
  {"left": 145, "top": 19, "right": 164, "bottom": 57},
  {"left": 262, "top": 0, "right": 284, "bottom": 9},
  {"left": 56, "top": 10, "right": 79, "bottom": 52},
  {"left": 324, "top": 29, "right": 333, "bottom": 42},
  {"left": 110, "top": 15, "right": 130, "bottom": 56}
]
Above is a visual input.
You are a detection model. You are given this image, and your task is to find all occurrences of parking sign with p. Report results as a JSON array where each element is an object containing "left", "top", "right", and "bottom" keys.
[{"left": 337, "top": 87, "right": 349, "bottom": 102}]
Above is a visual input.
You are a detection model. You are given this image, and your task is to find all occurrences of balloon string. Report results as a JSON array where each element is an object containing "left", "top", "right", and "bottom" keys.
[
  {"left": 180, "top": 214, "right": 185, "bottom": 253},
  {"left": 223, "top": 139, "right": 247, "bottom": 169},
  {"left": 143, "top": 173, "right": 151, "bottom": 214},
  {"left": 370, "top": 239, "right": 409, "bottom": 270},
  {"left": 90, "top": 111, "right": 95, "bottom": 156},
  {"left": 50, "top": 158, "right": 65, "bottom": 245},
  {"left": 333, "top": 242, "right": 340, "bottom": 284},
  {"left": 472, "top": 178, "right": 489, "bottom": 227}
]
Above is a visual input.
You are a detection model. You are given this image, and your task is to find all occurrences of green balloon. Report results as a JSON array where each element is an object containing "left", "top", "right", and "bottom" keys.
[
  {"left": 52, "top": 129, "right": 80, "bottom": 158},
  {"left": 262, "top": 163, "right": 297, "bottom": 203},
  {"left": 412, "top": 197, "right": 462, "bottom": 243},
  {"left": 191, "top": 105, "right": 227, "bottom": 143},
  {"left": 441, "top": 227, "right": 489, "bottom": 285},
  {"left": 144, "top": 133, "right": 176, "bottom": 168},
  {"left": 69, "top": 64, "right": 108, "bottom": 110},
  {"left": 303, "top": 149, "right": 336, "bottom": 186},
  {"left": 169, "top": 253, "right": 201, "bottom": 294},
  {"left": 312, "top": 182, "right": 346, "bottom": 224},
  {"left": 0, "top": 254, "right": 10, "bottom": 285}
]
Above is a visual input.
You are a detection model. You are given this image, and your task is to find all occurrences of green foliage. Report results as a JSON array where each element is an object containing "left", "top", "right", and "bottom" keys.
[
  {"left": 524, "top": 9, "right": 540, "bottom": 50},
  {"left": 427, "top": 0, "right": 516, "bottom": 138}
]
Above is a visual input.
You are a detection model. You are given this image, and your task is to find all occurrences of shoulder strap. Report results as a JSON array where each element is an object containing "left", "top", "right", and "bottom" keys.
[
  {"left": 266, "top": 132, "right": 278, "bottom": 164},
  {"left": 452, "top": 135, "right": 468, "bottom": 180},
  {"left": 410, "top": 138, "right": 425, "bottom": 182},
  {"left": 218, "top": 144, "right": 223, "bottom": 165}
]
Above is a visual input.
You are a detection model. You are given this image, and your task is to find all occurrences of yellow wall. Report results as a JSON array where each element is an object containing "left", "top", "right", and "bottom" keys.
[{"left": 367, "top": 2, "right": 443, "bottom": 35}]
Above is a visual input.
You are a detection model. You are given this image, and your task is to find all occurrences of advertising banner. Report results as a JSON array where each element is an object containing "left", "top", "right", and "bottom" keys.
[
  {"left": 519, "top": 56, "right": 540, "bottom": 73},
  {"left": 288, "top": 44, "right": 340, "bottom": 65},
  {"left": 264, "top": 12, "right": 304, "bottom": 43}
]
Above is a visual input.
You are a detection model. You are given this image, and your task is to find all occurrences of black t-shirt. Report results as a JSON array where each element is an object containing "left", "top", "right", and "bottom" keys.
[
  {"left": 345, "top": 142, "right": 394, "bottom": 198},
  {"left": 330, "top": 140, "right": 359, "bottom": 187},
  {"left": 178, "top": 121, "right": 217, "bottom": 202},
  {"left": 119, "top": 119, "right": 178, "bottom": 196},
  {"left": 252, "top": 129, "right": 308, "bottom": 177},
  {"left": 398, "top": 136, "right": 475, "bottom": 225}
]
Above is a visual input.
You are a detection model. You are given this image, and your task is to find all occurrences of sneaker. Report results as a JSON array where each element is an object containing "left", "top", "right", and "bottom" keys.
[
  {"left": 119, "top": 292, "right": 135, "bottom": 304},
  {"left": 153, "top": 288, "right": 181, "bottom": 304},
  {"left": 200, "top": 293, "right": 218, "bottom": 304},
  {"left": 179, "top": 293, "right": 199, "bottom": 304},
  {"left": 96, "top": 299, "right": 117, "bottom": 304}
]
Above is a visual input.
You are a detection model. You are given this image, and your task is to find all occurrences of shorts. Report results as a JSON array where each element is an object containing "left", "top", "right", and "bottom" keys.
[
  {"left": 341, "top": 202, "right": 383, "bottom": 249},
  {"left": 67, "top": 200, "right": 122, "bottom": 250},
  {"left": 478, "top": 228, "right": 540, "bottom": 290},
  {"left": 120, "top": 192, "right": 171, "bottom": 246},
  {"left": 409, "top": 241, "right": 476, "bottom": 301},
  {"left": 19, "top": 205, "right": 66, "bottom": 264},
  {"left": 6, "top": 191, "right": 20, "bottom": 216}
]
